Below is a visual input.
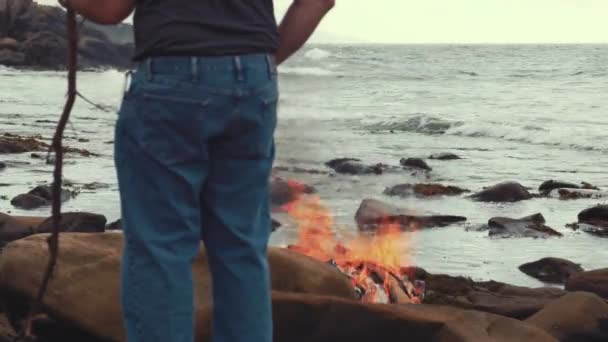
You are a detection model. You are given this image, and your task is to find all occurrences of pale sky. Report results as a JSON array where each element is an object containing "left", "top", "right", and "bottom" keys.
[
  {"left": 38, "top": 0, "right": 607, "bottom": 43},
  {"left": 275, "top": 0, "right": 608, "bottom": 44}
]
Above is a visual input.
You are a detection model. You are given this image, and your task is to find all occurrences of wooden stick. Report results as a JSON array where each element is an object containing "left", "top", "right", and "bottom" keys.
[{"left": 22, "top": 7, "right": 78, "bottom": 338}]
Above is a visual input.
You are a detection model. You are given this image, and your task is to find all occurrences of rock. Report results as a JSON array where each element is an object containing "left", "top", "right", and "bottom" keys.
[
  {"left": 418, "top": 270, "right": 566, "bottom": 319},
  {"left": 578, "top": 205, "right": 608, "bottom": 223},
  {"left": 566, "top": 222, "right": 608, "bottom": 238},
  {"left": 10, "top": 193, "right": 48, "bottom": 209},
  {"left": 400, "top": 157, "right": 432, "bottom": 171},
  {"left": 0, "top": 0, "right": 33, "bottom": 36},
  {"left": 28, "top": 184, "right": 72, "bottom": 203},
  {"left": 0, "top": 161, "right": 5, "bottom": 169},
  {"left": 429, "top": 152, "right": 461, "bottom": 160},
  {"left": 519, "top": 257, "right": 584, "bottom": 284},
  {"left": 0, "top": 212, "right": 46, "bottom": 245},
  {"left": 325, "top": 158, "right": 387, "bottom": 175},
  {"left": 105, "top": 219, "right": 121, "bottom": 231},
  {"left": 488, "top": 213, "right": 563, "bottom": 238},
  {"left": 384, "top": 183, "right": 469, "bottom": 197},
  {"left": 566, "top": 269, "right": 608, "bottom": 299},
  {"left": 82, "top": 182, "right": 110, "bottom": 190},
  {"left": 0, "top": 212, "right": 105, "bottom": 245},
  {"left": 255, "top": 292, "right": 557, "bottom": 342},
  {"left": 355, "top": 198, "right": 466, "bottom": 231},
  {"left": 0, "top": 233, "right": 357, "bottom": 341},
  {"left": 1, "top": 2, "right": 134, "bottom": 69},
  {"left": 552, "top": 188, "right": 608, "bottom": 200},
  {"left": 270, "top": 176, "right": 316, "bottom": 207},
  {"left": 527, "top": 292, "right": 608, "bottom": 341},
  {"left": 0, "top": 133, "right": 47, "bottom": 154},
  {"left": 271, "top": 218, "right": 281, "bottom": 232},
  {"left": 470, "top": 181, "right": 532, "bottom": 202},
  {"left": 36, "top": 212, "right": 106, "bottom": 234},
  {"left": 538, "top": 180, "right": 580, "bottom": 194},
  {"left": 581, "top": 181, "right": 600, "bottom": 190},
  {"left": 0, "top": 37, "right": 18, "bottom": 50}
]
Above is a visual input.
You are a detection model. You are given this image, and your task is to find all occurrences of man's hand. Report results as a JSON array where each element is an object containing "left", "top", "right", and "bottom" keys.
[
  {"left": 58, "top": 0, "right": 135, "bottom": 25},
  {"left": 275, "top": 0, "right": 335, "bottom": 65}
]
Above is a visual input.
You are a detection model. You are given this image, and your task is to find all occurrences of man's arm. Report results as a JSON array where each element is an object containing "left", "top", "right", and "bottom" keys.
[
  {"left": 275, "top": 0, "right": 335, "bottom": 65},
  {"left": 60, "top": 0, "right": 135, "bottom": 25}
]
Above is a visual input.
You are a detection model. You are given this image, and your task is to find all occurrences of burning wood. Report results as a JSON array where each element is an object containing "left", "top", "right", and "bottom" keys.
[{"left": 282, "top": 186, "right": 425, "bottom": 304}]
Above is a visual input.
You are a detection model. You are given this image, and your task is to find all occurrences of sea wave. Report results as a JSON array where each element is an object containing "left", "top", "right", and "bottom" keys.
[
  {"left": 305, "top": 48, "right": 332, "bottom": 60},
  {"left": 279, "top": 66, "right": 334, "bottom": 77},
  {"left": 365, "top": 115, "right": 605, "bottom": 152}
]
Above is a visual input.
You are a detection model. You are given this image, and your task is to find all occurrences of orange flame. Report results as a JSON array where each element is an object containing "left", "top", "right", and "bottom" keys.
[{"left": 281, "top": 185, "right": 416, "bottom": 293}]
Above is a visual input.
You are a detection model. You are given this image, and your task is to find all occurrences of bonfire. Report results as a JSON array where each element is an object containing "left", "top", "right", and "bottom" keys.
[{"left": 281, "top": 181, "right": 425, "bottom": 304}]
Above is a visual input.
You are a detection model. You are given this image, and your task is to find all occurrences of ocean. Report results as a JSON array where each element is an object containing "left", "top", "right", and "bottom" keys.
[{"left": 1, "top": 44, "right": 607, "bottom": 287}]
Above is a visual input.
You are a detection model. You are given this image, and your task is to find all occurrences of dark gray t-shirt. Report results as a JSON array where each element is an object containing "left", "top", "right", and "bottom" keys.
[{"left": 133, "top": 0, "right": 279, "bottom": 60}]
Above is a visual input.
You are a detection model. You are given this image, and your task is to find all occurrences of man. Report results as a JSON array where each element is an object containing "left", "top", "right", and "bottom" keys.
[{"left": 62, "top": 0, "right": 335, "bottom": 341}]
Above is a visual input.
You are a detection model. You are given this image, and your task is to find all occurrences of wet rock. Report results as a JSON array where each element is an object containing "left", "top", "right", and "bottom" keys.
[
  {"left": 429, "top": 152, "right": 461, "bottom": 160},
  {"left": 10, "top": 193, "right": 48, "bottom": 209},
  {"left": 82, "top": 182, "right": 110, "bottom": 190},
  {"left": 325, "top": 158, "right": 387, "bottom": 175},
  {"left": 578, "top": 205, "right": 608, "bottom": 223},
  {"left": 519, "top": 257, "right": 584, "bottom": 284},
  {"left": 355, "top": 198, "right": 466, "bottom": 231},
  {"left": 270, "top": 176, "right": 316, "bottom": 207},
  {"left": 400, "top": 157, "right": 432, "bottom": 171},
  {"left": 551, "top": 188, "right": 608, "bottom": 200},
  {"left": 566, "top": 222, "right": 608, "bottom": 238},
  {"left": 0, "top": 161, "right": 5, "bottom": 169},
  {"left": 527, "top": 292, "right": 608, "bottom": 342},
  {"left": 28, "top": 184, "right": 72, "bottom": 203},
  {"left": 384, "top": 183, "right": 469, "bottom": 197},
  {"left": 538, "top": 180, "right": 580, "bottom": 194},
  {"left": 488, "top": 213, "right": 563, "bottom": 238},
  {"left": 566, "top": 269, "right": 608, "bottom": 299},
  {"left": 36, "top": 212, "right": 106, "bottom": 234},
  {"left": 415, "top": 269, "right": 566, "bottom": 319},
  {"left": 470, "top": 181, "right": 532, "bottom": 202},
  {"left": 0, "top": 233, "right": 357, "bottom": 341},
  {"left": 0, "top": 133, "right": 47, "bottom": 154}
]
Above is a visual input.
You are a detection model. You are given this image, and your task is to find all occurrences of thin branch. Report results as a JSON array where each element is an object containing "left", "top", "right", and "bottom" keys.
[{"left": 22, "top": 7, "right": 78, "bottom": 339}]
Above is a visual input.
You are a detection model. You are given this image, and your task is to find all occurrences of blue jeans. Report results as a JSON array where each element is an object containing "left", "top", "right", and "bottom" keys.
[{"left": 114, "top": 55, "right": 278, "bottom": 342}]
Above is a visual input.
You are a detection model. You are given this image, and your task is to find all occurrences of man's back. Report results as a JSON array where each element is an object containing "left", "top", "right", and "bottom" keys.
[{"left": 133, "top": 0, "right": 279, "bottom": 60}]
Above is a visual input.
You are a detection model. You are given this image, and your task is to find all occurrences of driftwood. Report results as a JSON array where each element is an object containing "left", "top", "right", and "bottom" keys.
[{"left": 20, "top": 6, "right": 78, "bottom": 340}]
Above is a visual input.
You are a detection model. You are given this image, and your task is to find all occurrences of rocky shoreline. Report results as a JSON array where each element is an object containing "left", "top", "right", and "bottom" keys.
[
  {"left": 1, "top": 132, "right": 608, "bottom": 341},
  {"left": 1, "top": 0, "right": 133, "bottom": 70}
]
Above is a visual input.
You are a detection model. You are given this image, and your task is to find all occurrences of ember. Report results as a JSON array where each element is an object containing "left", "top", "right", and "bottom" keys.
[{"left": 282, "top": 190, "right": 425, "bottom": 304}]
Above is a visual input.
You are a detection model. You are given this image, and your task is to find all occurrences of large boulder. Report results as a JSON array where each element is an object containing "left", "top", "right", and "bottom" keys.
[
  {"left": 11, "top": 184, "right": 72, "bottom": 209},
  {"left": 355, "top": 198, "right": 466, "bottom": 231},
  {"left": 527, "top": 292, "right": 608, "bottom": 341},
  {"left": 519, "top": 257, "right": 584, "bottom": 284},
  {"left": 1, "top": 1, "right": 134, "bottom": 69},
  {"left": 0, "top": 212, "right": 46, "bottom": 245},
  {"left": 566, "top": 269, "right": 608, "bottom": 299},
  {"left": 470, "top": 182, "right": 532, "bottom": 202},
  {"left": 0, "top": 233, "right": 357, "bottom": 341},
  {"left": 487, "top": 213, "right": 562, "bottom": 238},
  {"left": 234, "top": 292, "right": 557, "bottom": 342},
  {"left": 0, "top": 0, "right": 33, "bottom": 36}
]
